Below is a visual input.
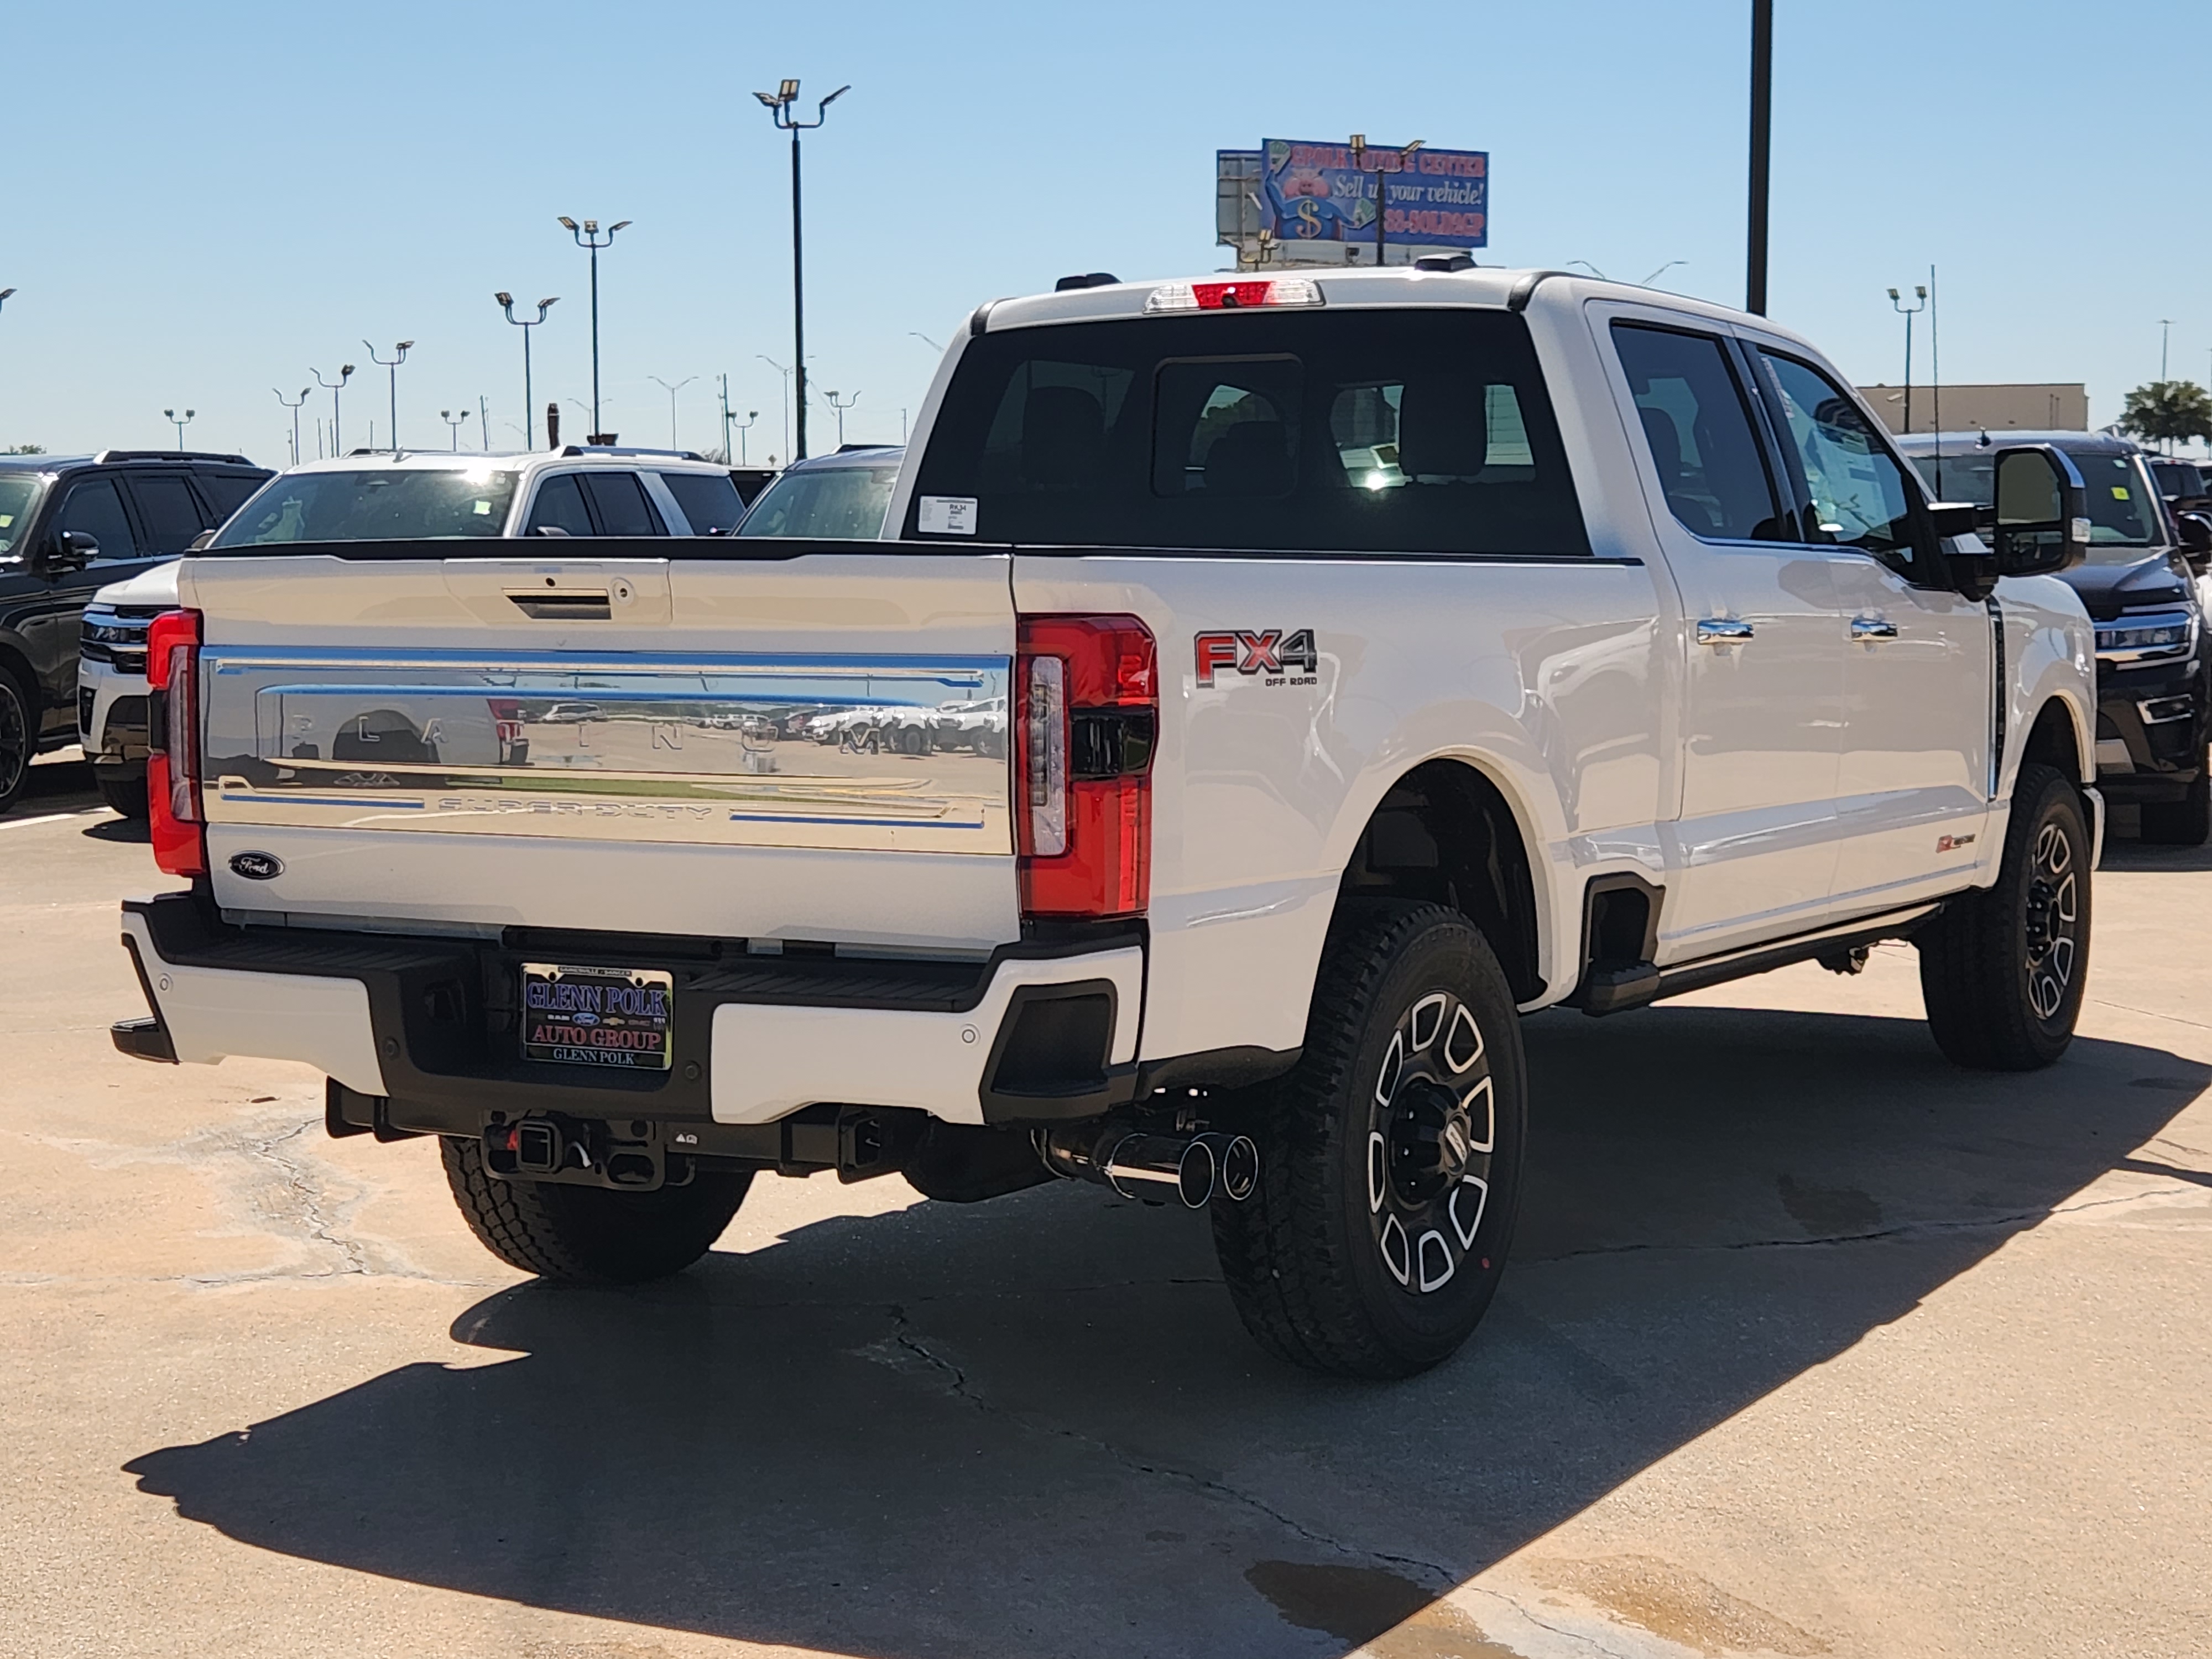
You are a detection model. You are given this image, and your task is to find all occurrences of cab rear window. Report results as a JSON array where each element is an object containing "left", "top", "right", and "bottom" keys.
[{"left": 907, "top": 310, "right": 1589, "bottom": 556}]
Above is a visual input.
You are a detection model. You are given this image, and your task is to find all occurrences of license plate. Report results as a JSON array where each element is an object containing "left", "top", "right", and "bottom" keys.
[{"left": 520, "top": 962, "right": 675, "bottom": 1071}]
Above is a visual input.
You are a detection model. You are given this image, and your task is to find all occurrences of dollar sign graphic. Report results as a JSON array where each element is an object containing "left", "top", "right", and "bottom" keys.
[{"left": 1297, "top": 199, "right": 1321, "bottom": 238}]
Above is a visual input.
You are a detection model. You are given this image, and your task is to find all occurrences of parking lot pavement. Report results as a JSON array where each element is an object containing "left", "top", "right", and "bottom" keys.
[{"left": 1, "top": 773, "right": 2206, "bottom": 1659}]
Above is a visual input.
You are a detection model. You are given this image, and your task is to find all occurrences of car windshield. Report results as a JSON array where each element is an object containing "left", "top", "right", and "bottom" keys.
[
  {"left": 0, "top": 474, "right": 44, "bottom": 557},
  {"left": 735, "top": 464, "right": 898, "bottom": 539},
  {"left": 209, "top": 467, "right": 519, "bottom": 546},
  {"left": 1910, "top": 447, "right": 2164, "bottom": 565}
]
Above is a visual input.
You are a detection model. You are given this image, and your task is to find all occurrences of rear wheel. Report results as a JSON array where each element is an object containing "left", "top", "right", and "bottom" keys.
[
  {"left": 1917, "top": 762, "right": 2090, "bottom": 1070},
  {"left": 1212, "top": 901, "right": 1526, "bottom": 1379},
  {"left": 0, "top": 666, "right": 32, "bottom": 814},
  {"left": 440, "top": 1135, "right": 752, "bottom": 1284},
  {"left": 2138, "top": 757, "right": 2210, "bottom": 846}
]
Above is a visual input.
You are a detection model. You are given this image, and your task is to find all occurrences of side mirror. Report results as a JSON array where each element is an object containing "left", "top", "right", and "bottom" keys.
[
  {"left": 187, "top": 529, "right": 216, "bottom": 552},
  {"left": 2178, "top": 510, "right": 2212, "bottom": 573},
  {"left": 1990, "top": 444, "right": 2090, "bottom": 579},
  {"left": 46, "top": 529, "right": 100, "bottom": 569}
]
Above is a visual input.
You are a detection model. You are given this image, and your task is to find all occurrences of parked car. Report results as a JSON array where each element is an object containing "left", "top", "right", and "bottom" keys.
[
  {"left": 115, "top": 268, "right": 2097, "bottom": 1380},
  {"left": 1900, "top": 431, "right": 2211, "bottom": 842},
  {"left": 2148, "top": 456, "right": 2211, "bottom": 516},
  {"left": 77, "top": 446, "right": 745, "bottom": 816},
  {"left": 734, "top": 446, "right": 903, "bottom": 539},
  {"left": 0, "top": 450, "right": 270, "bottom": 813}
]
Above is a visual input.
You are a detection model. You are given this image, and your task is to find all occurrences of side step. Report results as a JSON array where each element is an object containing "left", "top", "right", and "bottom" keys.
[{"left": 1572, "top": 903, "right": 1940, "bottom": 1018}]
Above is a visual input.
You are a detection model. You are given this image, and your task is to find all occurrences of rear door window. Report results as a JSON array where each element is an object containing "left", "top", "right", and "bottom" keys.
[
  {"left": 910, "top": 309, "right": 1588, "bottom": 555},
  {"left": 196, "top": 472, "right": 267, "bottom": 524},
  {"left": 123, "top": 474, "right": 208, "bottom": 552},
  {"left": 1610, "top": 323, "right": 1788, "bottom": 542},
  {"left": 656, "top": 471, "right": 747, "bottom": 534},
  {"left": 580, "top": 472, "right": 666, "bottom": 536}
]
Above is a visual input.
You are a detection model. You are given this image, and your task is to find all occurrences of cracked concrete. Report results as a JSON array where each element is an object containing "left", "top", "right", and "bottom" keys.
[{"left": 4, "top": 761, "right": 2211, "bottom": 1658}]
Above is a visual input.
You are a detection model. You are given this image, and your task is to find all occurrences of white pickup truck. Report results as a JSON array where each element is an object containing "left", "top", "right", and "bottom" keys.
[{"left": 112, "top": 267, "right": 2099, "bottom": 1379}]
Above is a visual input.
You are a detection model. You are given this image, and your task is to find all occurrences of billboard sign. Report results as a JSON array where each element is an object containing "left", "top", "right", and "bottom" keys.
[{"left": 1255, "top": 138, "right": 1488, "bottom": 254}]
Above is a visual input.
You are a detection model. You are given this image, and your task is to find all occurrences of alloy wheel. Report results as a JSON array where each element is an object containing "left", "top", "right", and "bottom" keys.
[
  {"left": 2022, "top": 820, "right": 2079, "bottom": 1022},
  {"left": 1366, "top": 989, "right": 1494, "bottom": 1295}
]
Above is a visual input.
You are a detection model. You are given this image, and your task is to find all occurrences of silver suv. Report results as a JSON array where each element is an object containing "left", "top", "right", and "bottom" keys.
[{"left": 79, "top": 447, "right": 747, "bottom": 816}]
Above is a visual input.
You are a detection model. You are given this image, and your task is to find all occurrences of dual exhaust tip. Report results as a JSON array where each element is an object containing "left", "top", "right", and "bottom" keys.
[{"left": 1039, "top": 1125, "right": 1259, "bottom": 1209}]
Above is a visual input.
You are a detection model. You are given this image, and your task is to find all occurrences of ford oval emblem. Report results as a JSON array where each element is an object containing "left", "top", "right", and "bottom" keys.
[{"left": 228, "top": 851, "right": 285, "bottom": 881}]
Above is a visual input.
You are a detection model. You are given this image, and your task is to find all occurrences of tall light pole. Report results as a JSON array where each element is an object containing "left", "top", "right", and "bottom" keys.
[
  {"left": 274, "top": 387, "right": 310, "bottom": 466},
  {"left": 2160, "top": 319, "right": 2176, "bottom": 382},
  {"left": 312, "top": 364, "right": 354, "bottom": 455},
  {"left": 163, "top": 409, "right": 195, "bottom": 450},
  {"left": 730, "top": 409, "right": 758, "bottom": 466},
  {"left": 440, "top": 409, "right": 470, "bottom": 450},
  {"left": 1347, "top": 134, "right": 1423, "bottom": 266},
  {"left": 364, "top": 340, "right": 413, "bottom": 452},
  {"left": 758, "top": 353, "right": 794, "bottom": 463},
  {"left": 650, "top": 374, "right": 696, "bottom": 450},
  {"left": 1747, "top": 0, "right": 1773, "bottom": 314},
  {"left": 1887, "top": 285, "right": 1927, "bottom": 434},
  {"left": 754, "top": 79, "right": 848, "bottom": 461},
  {"left": 825, "top": 389, "right": 859, "bottom": 447},
  {"left": 495, "top": 293, "right": 557, "bottom": 448},
  {"left": 557, "top": 216, "right": 630, "bottom": 440},
  {"left": 0, "top": 288, "right": 14, "bottom": 316}
]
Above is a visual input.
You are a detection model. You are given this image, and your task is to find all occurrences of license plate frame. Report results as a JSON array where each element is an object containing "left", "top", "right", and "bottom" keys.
[{"left": 520, "top": 962, "right": 675, "bottom": 1071}]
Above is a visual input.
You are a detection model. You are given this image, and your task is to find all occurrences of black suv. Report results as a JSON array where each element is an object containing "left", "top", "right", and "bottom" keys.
[
  {"left": 1900, "top": 431, "right": 2211, "bottom": 843},
  {"left": 0, "top": 450, "right": 270, "bottom": 811}
]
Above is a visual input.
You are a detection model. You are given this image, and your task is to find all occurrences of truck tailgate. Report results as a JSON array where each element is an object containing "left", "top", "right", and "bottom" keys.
[{"left": 178, "top": 547, "right": 1019, "bottom": 950}]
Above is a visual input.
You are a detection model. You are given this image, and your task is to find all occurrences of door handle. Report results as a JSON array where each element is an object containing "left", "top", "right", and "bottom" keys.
[
  {"left": 1696, "top": 618, "right": 1755, "bottom": 645},
  {"left": 1850, "top": 618, "right": 1900, "bottom": 641}
]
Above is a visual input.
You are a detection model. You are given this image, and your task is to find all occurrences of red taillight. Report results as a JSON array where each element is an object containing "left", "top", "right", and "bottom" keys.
[
  {"left": 1145, "top": 277, "right": 1324, "bottom": 314},
  {"left": 1015, "top": 614, "right": 1156, "bottom": 920},
  {"left": 145, "top": 608, "right": 206, "bottom": 878}
]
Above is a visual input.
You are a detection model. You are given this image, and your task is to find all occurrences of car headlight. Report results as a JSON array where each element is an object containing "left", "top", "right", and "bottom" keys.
[{"left": 2095, "top": 608, "right": 2198, "bottom": 664}]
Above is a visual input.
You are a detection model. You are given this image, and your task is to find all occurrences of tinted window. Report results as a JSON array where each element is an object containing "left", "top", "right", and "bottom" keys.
[
  {"left": 56, "top": 476, "right": 142, "bottom": 561},
  {"left": 524, "top": 474, "right": 594, "bottom": 537},
  {"left": 580, "top": 472, "right": 665, "bottom": 536},
  {"left": 196, "top": 473, "right": 266, "bottom": 522},
  {"left": 737, "top": 465, "right": 900, "bottom": 539},
  {"left": 2152, "top": 460, "right": 2204, "bottom": 498},
  {"left": 658, "top": 471, "right": 747, "bottom": 534},
  {"left": 211, "top": 468, "right": 518, "bottom": 545},
  {"left": 1611, "top": 324, "right": 1786, "bottom": 542},
  {"left": 910, "top": 310, "right": 1589, "bottom": 555},
  {"left": 1759, "top": 352, "right": 1920, "bottom": 568},
  {"left": 126, "top": 474, "right": 208, "bottom": 552}
]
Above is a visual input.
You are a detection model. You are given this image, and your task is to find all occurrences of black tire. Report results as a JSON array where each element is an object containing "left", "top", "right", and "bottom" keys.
[
  {"left": 0, "top": 665, "right": 32, "bottom": 815},
  {"left": 1211, "top": 900, "right": 1527, "bottom": 1379},
  {"left": 439, "top": 1136, "right": 752, "bottom": 1284},
  {"left": 2138, "top": 758, "right": 2210, "bottom": 846},
  {"left": 1917, "top": 762, "right": 2091, "bottom": 1070},
  {"left": 96, "top": 768, "right": 149, "bottom": 820}
]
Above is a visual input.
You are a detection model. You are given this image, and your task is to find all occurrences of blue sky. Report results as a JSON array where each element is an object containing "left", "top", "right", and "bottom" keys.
[{"left": 1, "top": 0, "right": 2201, "bottom": 463}]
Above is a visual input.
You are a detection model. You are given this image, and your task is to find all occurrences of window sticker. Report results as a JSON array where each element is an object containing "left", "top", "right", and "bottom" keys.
[
  {"left": 2113, "top": 487, "right": 2131, "bottom": 500},
  {"left": 474, "top": 500, "right": 493, "bottom": 515},
  {"left": 918, "top": 495, "right": 977, "bottom": 535}
]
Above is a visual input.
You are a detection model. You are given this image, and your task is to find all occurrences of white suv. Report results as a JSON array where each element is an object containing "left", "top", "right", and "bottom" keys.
[{"left": 79, "top": 447, "right": 748, "bottom": 815}]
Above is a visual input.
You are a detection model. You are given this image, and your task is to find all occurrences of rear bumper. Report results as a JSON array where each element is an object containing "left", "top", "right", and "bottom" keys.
[{"left": 116, "top": 892, "right": 1144, "bottom": 1130}]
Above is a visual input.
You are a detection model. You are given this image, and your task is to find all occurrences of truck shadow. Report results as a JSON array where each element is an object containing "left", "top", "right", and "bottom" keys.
[{"left": 125, "top": 1003, "right": 2206, "bottom": 1658}]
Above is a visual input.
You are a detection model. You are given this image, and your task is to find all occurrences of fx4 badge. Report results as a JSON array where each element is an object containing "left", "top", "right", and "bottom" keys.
[{"left": 1195, "top": 628, "right": 1319, "bottom": 687}]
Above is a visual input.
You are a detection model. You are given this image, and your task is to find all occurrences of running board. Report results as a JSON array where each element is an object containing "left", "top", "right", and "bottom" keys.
[{"left": 1573, "top": 902, "right": 1941, "bottom": 1018}]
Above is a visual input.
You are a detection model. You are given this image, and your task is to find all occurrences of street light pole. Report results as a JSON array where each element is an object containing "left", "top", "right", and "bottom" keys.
[
  {"left": 440, "top": 409, "right": 469, "bottom": 450},
  {"left": 1887, "top": 285, "right": 1927, "bottom": 434},
  {"left": 1747, "top": 0, "right": 1773, "bottom": 314},
  {"left": 163, "top": 409, "right": 195, "bottom": 451},
  {"left": 312, "top": 364, "right": 355, "bottom": 455},
  {"left": 649, "top": 375, "right": 697, "bottom": 450},
  {"left": 825, "top": 389, "right": 859, "bottom": 447},
  {"left": 2161, "top": 319, "right": 2176, "bottom": 382},
  {"left": 364, "top": 340, "right": 414, "bottom": 452},
  {"left": 274, "top": 387, "right": 310, "bottom": 466},
  {"left": 495, "top": 293, "right": 558, "bottom": 448},
  {"left": 1347, "top": 133, "right": 1423, "bottom": 267},
  {"left": 754, "top": 79, "right": 848, "bottom": 461},
  {"left": 731, "top": 410, "right": 758, "bottom": 466},
  {"left": 557, "top": 217, "right": 630, "bottom": 439},
  {"left": 758, "top": 354, "right": 794, "bottom": 464}
]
